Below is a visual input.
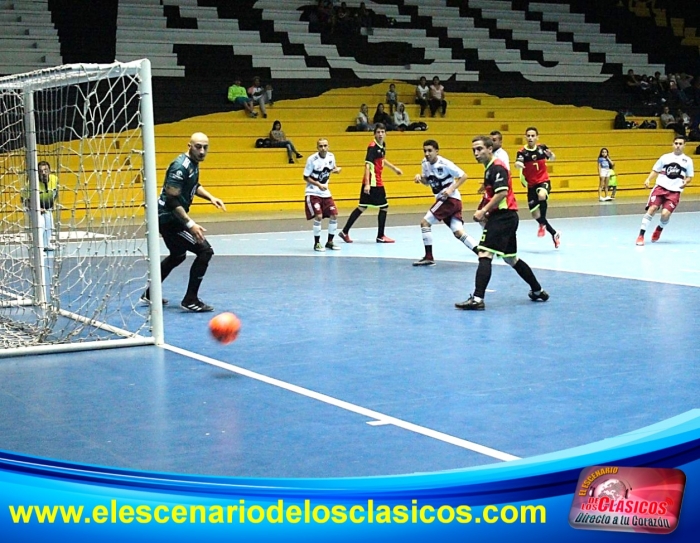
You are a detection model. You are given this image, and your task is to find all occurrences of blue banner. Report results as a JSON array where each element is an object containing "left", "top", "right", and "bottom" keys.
[{"left": 2, "top": 410, "right": 699, "bottom": 542}]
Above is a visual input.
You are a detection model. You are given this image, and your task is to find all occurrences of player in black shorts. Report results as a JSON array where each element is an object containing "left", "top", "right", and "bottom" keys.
[
  {"left": 339, "top": 123, "right": 403, "bottom": 243},
  {"left": 455, "top": 135, "right": 549, "bottom": 310},
  {"left": 142, "top": 132, "right": 226, "bottom": 312}
]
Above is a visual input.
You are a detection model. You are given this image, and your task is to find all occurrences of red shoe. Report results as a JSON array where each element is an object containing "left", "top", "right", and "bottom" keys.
[
  {"left": 651, "top": 227, "right": 662, "bottom": 242},
  {"left": 636, "top": 235, "right": 644, "bottom": 246},
  {"left": 537, "top": 224, "right": 546, "bottom": 237},
  {"left": 338, "top": 231, "right": 353, "bottom": 243},
  {"left": 553, "top": 232, "right": 560, "bottom": 249},
  {"left": 376, "top": 235, "right": 395, "bottom": 243}
]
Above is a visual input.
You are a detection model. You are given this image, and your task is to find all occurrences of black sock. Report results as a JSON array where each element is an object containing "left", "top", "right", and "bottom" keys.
[
  {"left": 184, "top": 250, "right": 212, "bottom": 301},
  {"left": 474, "top": 257, "right": 492, "bottom": 299},
  {"left": 513, "top": 259, "right": 542, "bottom": 292},
  {"left": 538, "top": 200, "right": 557, "bottom": 235},
  {"left": 314, "top": 235, "right": 320, "bottom": 244},
  {"left": 343, "top": 207, "right": 364, "bottom": 234},
  {"left": 377, "top": 209, "right": 388, "bottom": 238}
]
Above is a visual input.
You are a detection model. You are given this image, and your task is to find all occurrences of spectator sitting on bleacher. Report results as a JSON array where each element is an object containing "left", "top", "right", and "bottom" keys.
[
  {"left": 429, "top": 76, "right": 447, "bottom": 117},
  {"left": 311, "top": 0, "right": 332, "bottom": 24},
  {"left": 358, "top": 2, "right": 374, "bottom": 35},
  {"left": 269, "top": 120, "right": 303, "bottom": 164},
  {"left": 667, "top": 78, "right": 690, "bottom": 108},
  {"left": 335, "top": 2, "right": 355, "bottom": 35},
  {"left": 228, "top": 78, "right": 257, "bottom": 118},
  {"left": 687, "top": 77, "right": 700, "bottom": 106},
  {"left": 415, "top": 76, "right": 429, "bottom": 118},
  {"left": 659, "top": 106, "right": 685, "bottom": 135},
  {"left": 356, "top": 104, "right": 374, "bottom": 131},
  {"left": 394, "top": 103, "right": 410, "bottom": 131},
  {"left": 653, "top": 71, "right": 668, "bottom": 94},
  {"left": 373, "top": 103, "right": 396, "bottom": 131},
  {"left": 386, "top": 83, "right": 398, "bottom": 115},
  {"left": 677, "top": 108, "right": 691, "bottom": 134},
  {"left": 677, "top": 73, "right": 694, "bottom": 92},
  {"left": 248, "top": 76, "right": 272, "bottom": 119}
]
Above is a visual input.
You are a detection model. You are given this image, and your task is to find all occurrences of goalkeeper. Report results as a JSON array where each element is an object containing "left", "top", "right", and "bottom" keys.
[{"left": 142, "top": 132, "right": 226, "bottom": 312}]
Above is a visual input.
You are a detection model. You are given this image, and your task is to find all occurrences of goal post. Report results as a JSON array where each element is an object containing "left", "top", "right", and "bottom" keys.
[{"left": 0, "top": 60, "right": 164, "bottom": 358}]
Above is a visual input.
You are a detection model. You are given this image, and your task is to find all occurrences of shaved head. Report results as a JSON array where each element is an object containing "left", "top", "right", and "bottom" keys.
[{"left": 188, "top": 132, "right": 209, "bottom": 162}]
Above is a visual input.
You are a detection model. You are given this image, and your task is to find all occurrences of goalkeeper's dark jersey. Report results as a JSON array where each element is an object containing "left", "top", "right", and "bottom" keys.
[{"left": 158, "top": 153, "right": 199, "bottom": 224}]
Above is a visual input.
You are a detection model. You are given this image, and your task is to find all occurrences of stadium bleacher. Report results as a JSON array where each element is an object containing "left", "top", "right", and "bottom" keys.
[{"left": 2, "top": 0, "right": 698, "bottom": 216}]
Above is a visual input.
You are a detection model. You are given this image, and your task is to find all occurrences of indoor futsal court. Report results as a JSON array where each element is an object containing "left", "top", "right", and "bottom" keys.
[{"left": 1, "top": 203, "right": 699, "bottom": 479}]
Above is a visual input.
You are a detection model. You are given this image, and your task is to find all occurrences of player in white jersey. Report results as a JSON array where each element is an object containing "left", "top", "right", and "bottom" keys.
[
  {"left": 636, "top": 135, "right": 694, "bottom": 246},
  {"left": 413, "top": 139, "right": 479, "bottom": 266},
  {"left": 304, "top": 138, "right": 342, "bottom": 251},
  {"left": 491, "top": 130, "right": 510, "bottom": 171}
]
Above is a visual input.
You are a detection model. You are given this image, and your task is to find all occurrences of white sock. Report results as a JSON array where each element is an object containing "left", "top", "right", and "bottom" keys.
[
  {"left": 328, "top": 219, "right": 337, "bottom": 236},
  {"left": 641, "top": 213, "right": 653, "bottom": 232},
  {"left": 460, "top": 233, "right": 477, "bottom": 250},
  {"left": 659, "top": 217, "right": 669, "bottom": 228},
  {"left": 421, "top": 226, "right": 432, "bottom": 246},
  {"left": 313, "top": 220, "right": 322, "bottom": 238}
]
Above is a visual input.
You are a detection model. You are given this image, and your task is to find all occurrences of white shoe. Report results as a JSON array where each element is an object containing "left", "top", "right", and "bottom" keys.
[{"left": 599, "top": 197, "right": 605, "bottom": 202}]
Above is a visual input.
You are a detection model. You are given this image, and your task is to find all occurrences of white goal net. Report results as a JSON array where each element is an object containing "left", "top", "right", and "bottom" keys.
[{"left": 0, "top": 60, "right": 163, "bottom": 357}]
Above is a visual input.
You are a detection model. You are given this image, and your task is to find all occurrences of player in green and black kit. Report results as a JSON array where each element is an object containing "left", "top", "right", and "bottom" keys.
[{"left": 142, "top": 132, "right": 226, "bottom": 312}]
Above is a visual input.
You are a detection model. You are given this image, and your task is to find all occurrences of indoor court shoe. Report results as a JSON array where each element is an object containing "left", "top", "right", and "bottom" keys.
[
  {"left": 140, "top": 293, "right": 169, "bottom": 306},
  {"left": 376, "top": 235, "right": 395, "bottom": 243},
  {"left": 325, "top": 241, "right": 340, "bottom": 250},
  {"left": 296, "top": 153, "right": 303, "bottom": 159},
  {"left": 455, "top": 296, "right": 485, "bottom": 310},
  {"left": 339, "top": 231, "right": 353, "bottom": 243},
  {"left": 651, "top": 226, "right": 662, "bottom": 242},
  {"left": 528, "top": 290, "right": 550, "bottom": 302},
  {"left": 636, "top": 235, "right": 645, "bottom": 246},
  {"left": 413, "top": 257, "right": 435, "bottom": 266},
  {"left": 553, "top": 232, "right": 561, "bottom": 249},
  {"left": 314, "top": 243, "right": 326, "bottom": 252},
  {"left": 180, "top": 298, "right": 214, "bottom": 312},
  {"left": 44, "top": 245, "right": 56, "bottom": 252},
  {"left": 537, "top": 224, "right": 546, "bottom": 237}
]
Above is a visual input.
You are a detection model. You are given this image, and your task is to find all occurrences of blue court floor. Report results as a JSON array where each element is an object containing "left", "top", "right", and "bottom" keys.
[{"left": 1, "top": 209, "right": 699, "bottom": 478}]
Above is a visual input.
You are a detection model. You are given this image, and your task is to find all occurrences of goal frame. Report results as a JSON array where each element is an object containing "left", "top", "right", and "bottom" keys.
[{"left": 0, "top": 59, "right": 164, "bottom": 358}]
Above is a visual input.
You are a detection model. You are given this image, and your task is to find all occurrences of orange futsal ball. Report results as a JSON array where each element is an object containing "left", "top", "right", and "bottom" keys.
[{"left": 209, "top": 312, "right": 241, "bottom": 344}]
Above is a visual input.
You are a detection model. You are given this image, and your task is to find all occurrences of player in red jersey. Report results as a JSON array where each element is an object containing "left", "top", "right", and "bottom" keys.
[
  {"left": 515, "top": 127, "right": 560, "bottom": 248},
  {"left": 455, "top": 135, "right": 548, "bottom": 310},
  {"left": 339, "top": 123, "right": 403, "bottom": 243}
]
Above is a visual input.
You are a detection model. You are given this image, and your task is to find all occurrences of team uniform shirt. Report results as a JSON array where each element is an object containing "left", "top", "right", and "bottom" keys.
[
  {"left": 493, "top": 147, "right": 510, "bottom": 171},
  {"left": 651, "top": 152, "right": 694, "bottom": 192},
  {"left": 304, "top": 151, "right": 337, "bottom": 197},
  {"left": 481, "top": 159, "right": 518, "bottom": 212},
  {"left": 516, "top": 145, "right": 551, "bottom": 187},
  {"left": 421, "top": 156, "right": 464, "bottom": 200},
  {"left": 158, "top": 153, "right": 199, "bottom": 224},
  {"left": 364, "top": 139, "right": 386, "bottom": 187}
]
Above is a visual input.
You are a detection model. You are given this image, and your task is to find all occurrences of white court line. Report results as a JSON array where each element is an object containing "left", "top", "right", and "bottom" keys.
[{"left": 163, "top": 343, "right": 520, "bottom": 462}]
